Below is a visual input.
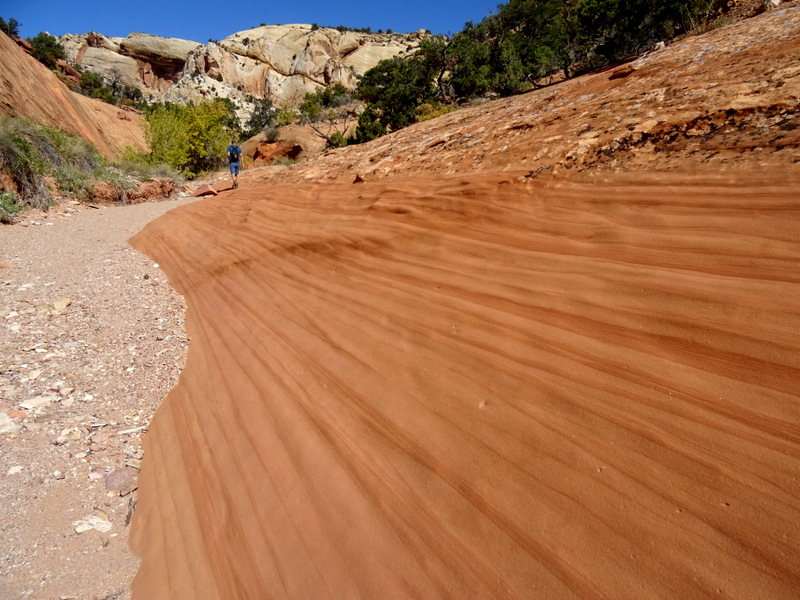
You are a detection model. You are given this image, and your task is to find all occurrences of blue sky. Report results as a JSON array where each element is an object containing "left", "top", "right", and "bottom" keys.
[{"left": 9, "top": 0, "right": 501, "bottom": 41}]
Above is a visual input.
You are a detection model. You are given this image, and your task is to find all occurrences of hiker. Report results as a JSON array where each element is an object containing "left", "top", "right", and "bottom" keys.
[{"left": 227, "top": 140, "right": 242, "bottom": 189}]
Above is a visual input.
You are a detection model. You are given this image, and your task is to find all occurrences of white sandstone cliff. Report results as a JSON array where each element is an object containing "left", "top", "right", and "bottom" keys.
[{"left": 60, "top": 25, "right": 427, "bottom": 121}]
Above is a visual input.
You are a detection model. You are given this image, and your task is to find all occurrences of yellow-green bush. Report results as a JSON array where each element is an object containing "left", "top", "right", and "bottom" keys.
[
  {"left": 145, "top": 99, "right": 237, "bottom": 178},
  {"left": 416, "top": 102, "right": 457, "bottom": 122}
]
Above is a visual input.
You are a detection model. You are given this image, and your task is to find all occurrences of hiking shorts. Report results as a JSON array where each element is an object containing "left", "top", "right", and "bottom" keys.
[{"left": 229, "top": 161, "right": 240, "bottom": 175}]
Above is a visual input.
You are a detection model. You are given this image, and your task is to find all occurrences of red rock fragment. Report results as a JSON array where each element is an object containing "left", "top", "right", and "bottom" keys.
[
  {"left": 192, "top": 184, "right": 219, "bottom": 197},
  {"left": 609, "top": 65, "right": 636, "bottom": 80}
]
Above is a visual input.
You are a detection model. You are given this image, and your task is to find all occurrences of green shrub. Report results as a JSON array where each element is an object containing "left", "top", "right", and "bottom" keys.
[
  {"left": 350, "top": 106, "right": 386, "bottom": 144},
  {"left": 0, "top": 191, "right": 22, "bottom": 224},
  {"left": 0, "top": 17, "right": 21, "bottom": 38},
  {"left": 0, "top": 117, "right": 107, "bottom": 206},
  {"left": 52, "top": 164, "right": 93, "bottom": 200},
  {"left": 356, "top": 57, "right": 437, "bottom": 132},
  {"left": 0, "top": 117, "right": 108, "bottom": 206},
  {"left": 329, "top": 132, "right": 348, "bottom": 148},
  {"left": 243, "top": 98, "right": 277, "bottom": 139},
  {"left": 0, "top": 117, "right": 183, "bottom": 214},
  {"left": 145, "top": 99, "right": 237, "bottom": 177},
  {"left": 0, "top": 117, "right": 52, "bottom": 210},
  {"left": 28, "top": 32, "right": 66, "bottom": 70},
  {"left": 44, "top": 125, "right": 103, "bottom": 173},
  {"left": 298, "top": 84, "right": 353, "bottom": 124},
  {"left": 261, "top": 126, "right": 280, "bottom": 143},
  {"left": 275, "top": 105, "right": 298, "bottom": 126}
]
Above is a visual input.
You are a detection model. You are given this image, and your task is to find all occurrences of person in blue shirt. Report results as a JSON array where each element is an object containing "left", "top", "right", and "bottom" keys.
[{"left": 227, "top": 140, "right": 242, "bottom": 189}]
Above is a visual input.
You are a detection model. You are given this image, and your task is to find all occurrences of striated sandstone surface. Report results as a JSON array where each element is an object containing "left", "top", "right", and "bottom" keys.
[
  {"left": 0, "top": 31, "right": 147, "bottom": 159},
  {"left": 129, "top": 5, "right": 800, "bottom": 599}
]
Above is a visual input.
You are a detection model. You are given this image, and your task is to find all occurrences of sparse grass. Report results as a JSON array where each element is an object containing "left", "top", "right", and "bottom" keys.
[
  {"left": 262, "top": 126, "right": 280, "bottom": 143},
  {"left": 0, "top": 116, "right": 108, "bottom": 206},
  {"left": 118, "top": 147, "right": 184, "bottom": 186},
  {"left": 686, "top": 14, "right": 737, "bottom": 36},
  {"left": 272, "top": 156, "right": 298, "bottom": 166},
  {"left": 0, "top": 117, "right": 182, "bottom": 219},
  {"left": 0, "top": 191, "right": 22, "bottom": 223},
  {"left": 416, "top": 102, "right": 458, "bottom": 122},
  {"left": 0, "top": 117, "right": 52, "bottom": 210}
]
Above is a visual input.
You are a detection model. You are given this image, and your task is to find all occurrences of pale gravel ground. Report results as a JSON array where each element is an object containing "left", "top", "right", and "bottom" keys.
[{"left": 0, "top": 196, "right": 197, "bottom": 600}]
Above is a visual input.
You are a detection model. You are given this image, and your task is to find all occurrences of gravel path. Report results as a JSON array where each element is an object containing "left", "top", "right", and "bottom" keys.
[{"left": 0, "top": 197, "right": 196, "bottom": 600}]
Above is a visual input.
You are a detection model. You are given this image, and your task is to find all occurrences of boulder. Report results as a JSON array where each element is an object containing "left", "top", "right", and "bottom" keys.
[
  {"left": 56, "top": 59, "right": 81, "bottom": 79},
  {"left": 192, "top": 184, "right": 218, "bottom": 197},
  {"left": 249, "top": 141, "right": 303, "bottom": 165}
]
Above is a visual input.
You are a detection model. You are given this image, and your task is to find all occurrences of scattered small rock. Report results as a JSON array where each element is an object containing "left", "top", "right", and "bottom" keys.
[
  {"left": 106, "top": 466, "right": 138, "bottom": 496},
  {"left": 192, "top": 183, "right": 219, "bottom": 197},
  {"left": 20, "top": 396, "right": 52, "bottom": 410},
  {"left": 91, "top": 429, "right": 116, "bottom": 445},
  {"left": 51, "top": 297, "right": 72, "bottom": 312},
  {"left": 72, "top": 515, "right": 113, "bottom": 534},
  {"left": 1, "top": 413, "right": 21, "bottom": 434}
]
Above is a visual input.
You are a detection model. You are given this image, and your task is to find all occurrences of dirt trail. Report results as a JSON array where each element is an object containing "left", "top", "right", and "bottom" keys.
[{"left": 0, "top": 198, "right": 193, "bottom": 600}]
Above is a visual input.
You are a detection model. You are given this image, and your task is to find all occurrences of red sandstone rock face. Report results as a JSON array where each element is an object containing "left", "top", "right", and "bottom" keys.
[
  {"left": 129, "top": 6, "right": 800, "bottom": 599},
  {"left": 0, "top": 31, "right": 147, "bottom": 159},
  {"left": 91, "top": 178, "right": 176, "bottom": 203},
  {"left": 248, "top": 141, "right": 303, "bottom": 166}
]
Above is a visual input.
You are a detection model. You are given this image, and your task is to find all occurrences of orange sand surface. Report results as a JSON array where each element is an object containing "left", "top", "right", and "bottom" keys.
[{"left": 130, "top": 169, "right": 800, "bottom": 598}]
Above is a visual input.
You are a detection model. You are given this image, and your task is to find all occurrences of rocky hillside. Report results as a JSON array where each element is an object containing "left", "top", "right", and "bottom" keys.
[
  {"left": 0, "top": 31, "right": 147, "bottom": 159},
  {"left": 244, "top": 2, "right": 799, "bottom": 186},
  {"left": 59, "top": 26, "right": 426, "bottom": 119}
]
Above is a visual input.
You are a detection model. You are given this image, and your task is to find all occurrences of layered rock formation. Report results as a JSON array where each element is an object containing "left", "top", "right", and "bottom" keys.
[
  {"left": 129, "top": 5, "right": 800, "bottom": 599},
  {"left": 59, "top": 32, "right": 201, "bottom": 95},
  {"left": 0, "top": 31, "right": 147, "bottom": 159},
  {"left": 60, "top": 26, "right": 424, "bottom": 118}
]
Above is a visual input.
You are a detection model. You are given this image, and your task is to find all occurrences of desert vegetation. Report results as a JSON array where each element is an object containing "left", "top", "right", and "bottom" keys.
[
  {"left": 0, "top": 16, "right": 20, "bottom": 38},
  {"left": 142, "top": 99, "right": 239, "bottom": 178},
  {"left": 351, "top": 0, "right": 726, "bottom": 140},
  {"left": 0, "top": 0, "right": 751, "bottom": 213},
  {"left": 0, "top": 116, "right": 181, "bottom": 219},
  {"left": 78, "top": 70, "right": 146, "bottom": 108}
]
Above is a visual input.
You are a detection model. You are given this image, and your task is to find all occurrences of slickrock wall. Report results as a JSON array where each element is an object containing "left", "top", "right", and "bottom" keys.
[
  {"left": 131, "top": 170, "right": 800, "bottom": 598},
  {"left": 129, "top": 5, "right": 800, "bottom": 598},
  {"left": 0, "top": 32, "right": 147, "bottom": 159}
]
